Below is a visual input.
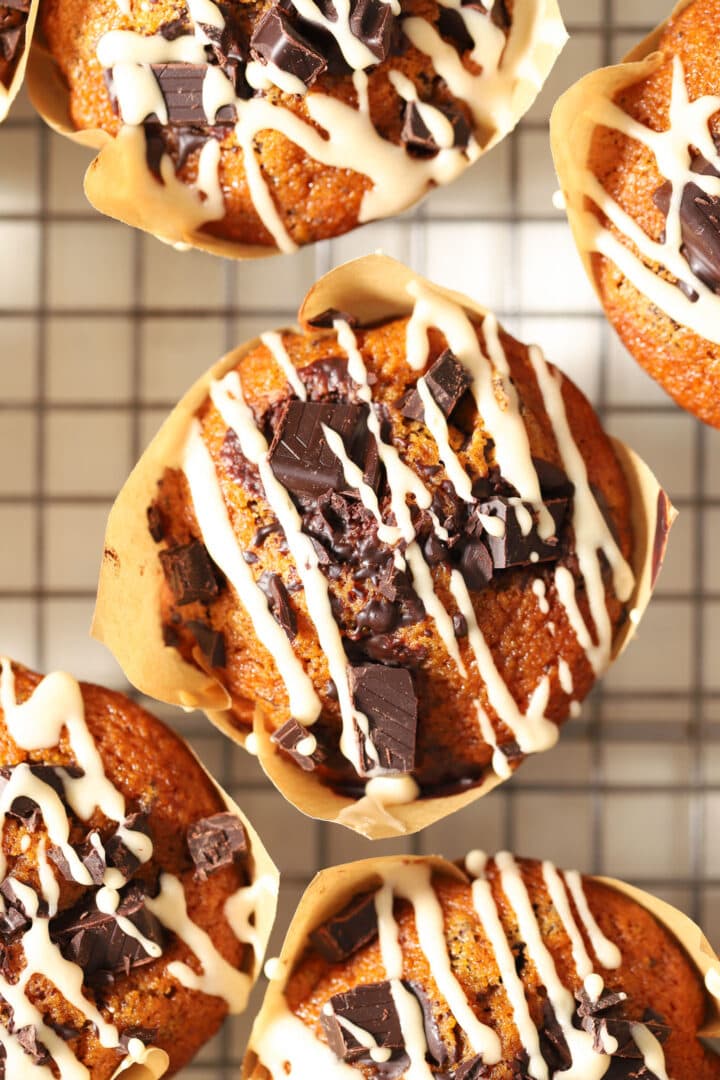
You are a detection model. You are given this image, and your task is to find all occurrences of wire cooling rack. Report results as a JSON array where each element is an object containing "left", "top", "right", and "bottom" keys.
[{"left": 0, "top": 0, "right": 719, "bottom": 1074}]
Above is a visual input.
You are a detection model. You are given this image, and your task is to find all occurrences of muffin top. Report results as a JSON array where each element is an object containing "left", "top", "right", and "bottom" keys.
[
  {"left": 138, "top": 269, "right": 638, "bottom": 825},
  {"left": 0, "top": 659, "right": 275, "bottom": 1079},
  {"left": 39, "top": 0, "right": 565, "bottom": 251},
  {"left": 246, "top": 852, "right": 720, "bottom": 1079}
]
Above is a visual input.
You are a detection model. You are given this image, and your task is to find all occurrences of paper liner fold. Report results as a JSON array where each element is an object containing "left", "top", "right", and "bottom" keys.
[
  {"left": 0, "top": 0, "right": 40, "bottom": 123},
  {"left": 242, "top": 853, "right": 720, "bottom": 1080},
  {"left": 548, "top": 0, "right": 694, "bottom": 317},
  {"left": 25, "top": 3, "right": 565, "bottom": 257},
  {"left": 92, "top": 254, "right": 674, "bottom": 839}
]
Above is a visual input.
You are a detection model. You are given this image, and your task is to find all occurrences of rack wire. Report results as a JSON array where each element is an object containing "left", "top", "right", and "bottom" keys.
[{"left": 0, "top": 0, "right": 718, "bottom": 1074}]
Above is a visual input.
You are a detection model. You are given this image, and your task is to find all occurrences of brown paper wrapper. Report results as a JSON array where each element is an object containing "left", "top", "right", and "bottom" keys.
[
  {"left": 549, "top": 1, "right": 694, "bottom": 308},
  {"left": 26, "top": 2, "right": 566, "bottom": 257},
  {"left": 92, "top": 253, "right": 675, "bottom": 839},
  {"left": 0, "top": 0, "right": 40, "bottom": 122},
  {"left": 242, "top": 852, "right": 720, "bottom": 1079}
]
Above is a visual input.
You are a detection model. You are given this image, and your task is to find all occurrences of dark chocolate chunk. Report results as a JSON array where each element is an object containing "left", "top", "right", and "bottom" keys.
[
  {"left": 538, "top": 997, "right": 570, "bottom": 1071},
  {"left": 15, "top": 1026, "right": 50, "bottom": 1067},
  {"left": 405, "top": 981, "right": 452, "bottom": 1066},
  {"left": 307, "top": 308, "right": 359, "bottom": 329},
  {"left": 186, "top": 620, "right": 227, "bottom": 667},
  {"left": 0, "top": 21, "right": 23, "bottom": 65},
  {"left": 45, "top": 1018, "right": 80, "bottom": 1042},
  {"left": 0, "top": 879, "right": 29, "bottom": 942},
  {"left": 349, "top": 664, "right": 418, "bottom": 775},
  {"left": 50, "top": 884, "right": 164, "bottom": 985},
  {"left": 453, "top": 612, "right": 468, "bottom": 637},
  {"left": 119, "top": 1026, "right": 159, "bottom": 1054},
  {"left": 104, "top": 812, "right": 150, "bottom": 881},
  {"left": 477, "top": 496, "right": 569, "bottom": 570},
  {"left": 147, "top": 503, "right": 165, "bottom": 543},
  {"left": 437, "top": 7, "right": 474, "bottom": 52},
  {"left": 532, "top": 457, "right": 574, "bottom": 498},
  {"left": 250, "top": 6, "right": 326, "bottom": 87},
  {"left": 360, "top": 635, "right": 427, "bottom": 668},
  {"left": 78, "top": 832, "right": 106, "bottom": 886},
  {"left": 271, "top": 718, "right": 326, "bottom": 771},
  {"left": 401, "top": 102, "right": 471, "bottom": 157},
  {"left": 0, "top": 764, "right": 78, "bottom": 832},
  {"left": 349, "top": 0, "right": 395, "bottom": 61},
  {"left": 253, "top": 521, "right": 282, "bottom": 546},
  {"left": 257, "top": 572, "right": 298, "bottom": 640},
  {"left": 678, "top": 174, "right": 720, "bottom": 293},
  {"left": 321, "top": 982, "right": 404, "bottom": 1063},
  {"left": 447, "top": 1057, "right": 491, "bottom": 1080},
  {"left": 310, "top": 890, "right": 378, "bottom": 962},
  {"left": 459, "top": 539, "right": 493, "bottom": 590},
  {"left": 159, "top": 540, "right": 222, "bottom": 606},
  {"left": 399, "top": 349, "right": 472, "bottom": 421},
  {"left": 149, "top": 63, "right": 222, "bottom": 126},
  {"left": 269, "top": 401, "right": 377, "bottom": 498},
  {"left": 187, "top": 812, "right": 249, "bottom": 881}
]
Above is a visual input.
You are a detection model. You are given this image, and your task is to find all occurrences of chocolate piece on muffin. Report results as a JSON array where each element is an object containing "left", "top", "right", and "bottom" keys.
[
  {"left": 244, "top": 852, "right": 720, "bottom": 1079},
  {"left": 35, "top": 0, "right": 566, "bottom": 253},
  {"left": 0, "top": 658, "right": 277, "bottom": 1078},
  {"left": 0, "top": 0, "right": 29, "bottom": 88},
  {"left": 95, "top": 257, "right": 672, "bottom": 836},
  {"left": 552, "top": 0, "right": 720, "bottom": 426}
]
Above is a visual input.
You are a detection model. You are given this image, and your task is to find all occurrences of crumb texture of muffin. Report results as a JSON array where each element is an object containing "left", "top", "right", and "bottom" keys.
[
  {"left": 37, "top": 0, "right": 565, "bottom": 252},
  {"left": 245, "top": 852, "right": 720, "bottom": 1079},
  {"left": 138, "top": 265, "right": 641, "bottom": 826},
  {"left": 0, "top": 657, "right": 275, "bottom": 1079},
  {"left": 551, "top": 0, "right": 720, "bottom": 426}
]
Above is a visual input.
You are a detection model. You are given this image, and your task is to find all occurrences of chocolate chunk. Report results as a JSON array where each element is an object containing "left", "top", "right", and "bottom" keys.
[
  {"left": 187, "top": 812, "right": 249, "bottom": 881},
  {"left": 147, "top": 503, "right": 165, "bottom": 543},
  {"left": 678, "top": 175, "right": 720, "bottom": 293},
  {"left": 78, "top": 832, "right": 106, "bottom": 886},
  {"left": 307, "top": 308, "right": 359, "bottom": 329},
  {"left": 349, "top": 0, "right": 395, "bottom": 61},
  {"left": 269, "top": 401, "right": 377, "bottom": 498},
  {"left": 50, "top": 884, "right": 164, "bottom": 985},
  {"left": 0, "top": 764, "right": 78, "bottom": 832},
  {"left": 104, "top": 813, "right": 149, "bottom": 881},
  {"left": 447, "top": 1058, "right": 491, "bottom": 1080},
  {"left": 186, "top": 620, "right": 227, "bottom": 667},
  {"left": 405, "top": 981, "right": 452, "bottom": 1066},
  {"left": 401, "top": 101, "right": 471, "bottom": 157},
  {"left": 477, "top": 496, "right": 569, "bottom": 570},
  {"left": 459, "top": 539, "right": 493, "bottom": 589},
  {"left": 0, "top": 879, "right": 29, "bottom": 942},
  {"left": 271, "top": 718, "right": 326, "bottom": 771},
  {"left": 437, "top": 7, "right": 474, "bottom": 52},
  {"left": 349, "top": 664, "right": 418, "bottom": 775},
  {"left": 0, "top": 22, "right": 23, "bottom": 65},
  {"left": 45, "top": 1019, "right": 80, "bottom": 1042},
  {"left": 159, "top": 540, "right": 222, "bottom": 606},
  {"left": 15, "top": 1027, "right": 50, "bottom": 1066},
  {"left": 538, "top": 997, "right": 570, "bottom": 1071},
  {"left": 119, "top": 1026, "right": 159, "bottom": 1053},
  {"left": 257, "top": 572, "right": 297, "bottom": 640},
  {"left": 310, "top": 890, "right": 378, "bottom": 962},
  {"left": 321, "top": 983, "right": 404, "bottom": 1063},
  {"left": 250, "top": 6, "right": 326, "bottom": 87},
  {"left": 453, "top": 612, "right": 468, "bottom": 637},
  {"left": 399, "top": 349, "right": 472, "bottom": 421},
  {"left": 360, "top": 635, "right": 427, "bottom": 668},
  {"left": 150, "top": 63, "right": 215, "bottom": 126},
  {"left": 532, "top": 458, "right": 574, "bottom": 498}
]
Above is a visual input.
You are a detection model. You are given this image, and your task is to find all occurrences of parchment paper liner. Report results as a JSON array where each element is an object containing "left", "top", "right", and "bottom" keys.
[
  {"left": 241, "top": 852, "right": 720, "bottom": 1079},
  {"left": 92, "top": 253, "right": 675, "bottom": 840},
  {"left": 0, "top": 0, "right": 40, "bottom": 123},
  {"left": 25, "top": 0, "right": 566, "bottom": 258},
  {"left": 549, "top": 0, "right": 694, "bottom": 309}
]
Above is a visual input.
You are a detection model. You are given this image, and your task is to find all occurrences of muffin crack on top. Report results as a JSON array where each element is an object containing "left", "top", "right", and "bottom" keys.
[{"left": 38, "top": 0, "right": 565, "bottom": 250}]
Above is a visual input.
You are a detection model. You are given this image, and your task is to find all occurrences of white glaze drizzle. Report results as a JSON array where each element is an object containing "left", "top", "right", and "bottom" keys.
[
  {"left": 94, "top": 0, "right": 563, "bottom": 246},
  {"left": 261, "top": 331, "right": 308, "bottom": 401},
  {"left": 565, "top": 53, "right": 720, "bottom": 346}
]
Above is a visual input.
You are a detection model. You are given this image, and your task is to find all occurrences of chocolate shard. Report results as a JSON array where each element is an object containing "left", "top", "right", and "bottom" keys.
[
  {"left": 532, "top": 457, "right": 574, "bottom": 498},
  {"left": 257, "top": 572, "right": 297, "bottom": 640},
  {"left": 186, "top": 619, "right": 227, "bottom": 667},
  {"left": 399, "top": 349, "right": 472, "bottom": 421},
  {"left": 443, "top": 1057, "right": 491, "bottom": 1080},
  {"left": 678, "top": 173, "right": 720, "bottom": 293},
  {"left": 349, "top": 664, "right": 418, "bottom": 775},
  {"left": 50, "top": 884, "right": 164, "bottom": 985},
  {"left": 0, "top": 878, "right": 30, "bottom": 942},
  {"left": 349, "top": 0, "right": 395, "bottom": 61},
  {"left": 15, "top": 1026, "right": 50, "bottom": 1066},
  {"left": 269, "top": 401, "right": 377, "bottom": 499},
  {"left": 250, "top": 6, "right": 327, "bottom": 87},
  {"left": 271, "top": 718, "right": 326, "bottom": 772},
  {"left": 78, "top": 832, "right": 106, "bottom": 886},
  {"left": 401, "top": 101, "right": 471, "bottom": 157},
  {"left": 0, "top": 22, "right": 23, "bottom": 65},
  {"left": 437, "top": 7, "right": 474, "bottom": 53},
  {"left": 476, "top": 496, "right": 569, "bottom": 570},
  {"left": 105, "top": 813, "right": 150, "bottom": 881},
  {"left": 459, "top": 539, "right": 493, "bottom": 590},
  {"left": 149, "top": 63, "right": 224, "bottom": 126},
  {"left": 404, "top": 981, "right": 452, "bottom": 1066},
  {"left": 159, "top": 539, "right": 222, "bottom": 606},
  {"left": 321, "top": 982, "right": 404, "bottom": 1063},
  {"left": 187, "top": 812, "right": 249, "bottom": 881},
  {"left": 0, "top": 763, "right": 78, "bottom": 832},
  {"left": 538, "top": 998, "right": 571, "bottom": 1071},
  {"left": 309, "top": 890, "right": 378, "bottom": 962},
  {"left": 307, "top": 308, "right": 359, "bottom": 329},
  {"left": 146, "top": 502, "right": 166, "bottom": 543}
]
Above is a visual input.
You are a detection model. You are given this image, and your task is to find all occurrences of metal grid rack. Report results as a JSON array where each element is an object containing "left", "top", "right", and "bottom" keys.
[{"left": 0, "top": 0, "right": 718, "bottom": 1075}]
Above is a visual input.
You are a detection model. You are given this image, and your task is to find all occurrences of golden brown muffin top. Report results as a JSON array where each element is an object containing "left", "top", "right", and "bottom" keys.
[
  {"left": 0, "top": 659, "right": 269, "bottom": 1078},
  {"left": 246, "top": 853, "right": 720, "bottom": 1079}
]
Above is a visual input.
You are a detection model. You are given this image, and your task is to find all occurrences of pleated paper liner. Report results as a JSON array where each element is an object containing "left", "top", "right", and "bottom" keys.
[
  {"left": 25, "top": 0, "right": 566, "bottom": 258},
  {"left": 0, "top": 0, "right": 39, "bottom": 122},
  {"left": 241, "top": 852, "right": 720, "bottom": 1080},
  {"left": 92, "top": 254, "right": 675, "bottom": 840}
]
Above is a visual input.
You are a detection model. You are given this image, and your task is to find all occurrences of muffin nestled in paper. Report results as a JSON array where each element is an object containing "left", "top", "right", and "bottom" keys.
[
  {"left": 29, "top": 0, "right": 565, "bottom": 255},
  {"left": 93, "top": 255, "right": 673, "bottom": 838},
  {"left": 0, "top": 0, "right": 38, "bottom": 120},
  {"left": 551, "top": 0, "right": 720, "bottom": 427},
  {"left": 0, "top": 657, "right": 278, "bottom": 1079},
  {"left": 243, "top": 850, "right": 720, "bottom": 1079}
]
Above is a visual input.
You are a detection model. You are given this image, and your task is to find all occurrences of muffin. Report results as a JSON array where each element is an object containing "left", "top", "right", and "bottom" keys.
[
  {"left": 551, "top": 0, "right": 720, "bottom": 427},
  {"left": 30, "top": 0, "right": 566, "bottom": 254},
  {"left": 0, "top": 0, "right": 36, "bottom": 119},
  {"left": 244, "top": 851, "right": 720, "bottom": 1079},
  {"left": 0, "top": 657, "right": 277, "bottom": 1079},
  {"left": 93, "top": 255, "right": 672, "bottom": 837}
]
